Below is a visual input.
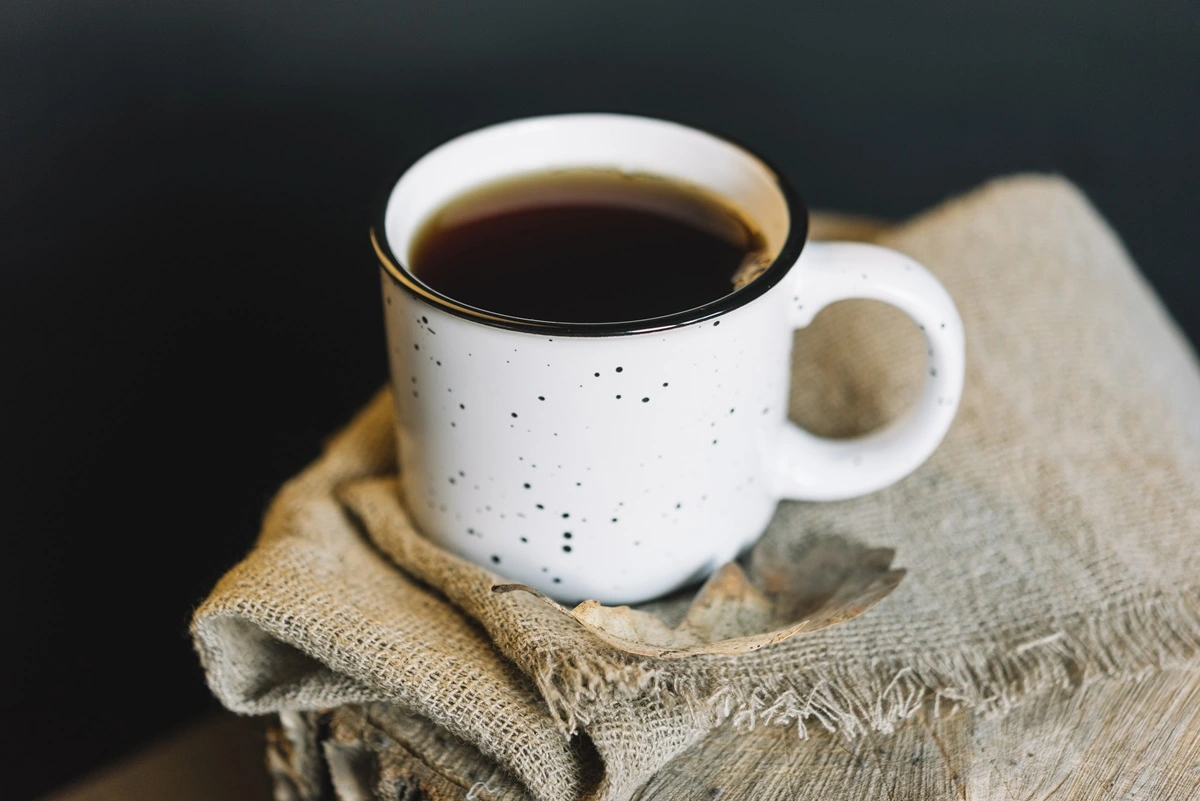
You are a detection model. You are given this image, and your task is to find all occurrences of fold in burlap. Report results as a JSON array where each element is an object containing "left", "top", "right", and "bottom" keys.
[{"left": 192, "top": 175, "right": 1200, "bottom": 801}]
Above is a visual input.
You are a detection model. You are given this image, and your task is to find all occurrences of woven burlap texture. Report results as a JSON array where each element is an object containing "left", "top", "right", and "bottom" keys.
[{"left": 192, "top": 174, "right": 1200, "bottom": 801}]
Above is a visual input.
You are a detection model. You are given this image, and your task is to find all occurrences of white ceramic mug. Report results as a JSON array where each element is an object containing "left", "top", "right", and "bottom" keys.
[{"left": 372, "top": 114, "right": 964, "bottom": 605}]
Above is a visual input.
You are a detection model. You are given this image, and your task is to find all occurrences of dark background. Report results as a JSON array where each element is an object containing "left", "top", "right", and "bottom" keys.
[{"left": 2, "top": 2, "right": 1197, "bottom": 797}]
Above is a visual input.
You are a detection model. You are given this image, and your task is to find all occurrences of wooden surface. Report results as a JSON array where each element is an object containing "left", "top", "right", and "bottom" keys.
[
  {"left": 262, "top": 670, "right": 1200, "bottom": 801},
  {"left": 31, "top": 672, "right": 1200, "bottom": 800}
]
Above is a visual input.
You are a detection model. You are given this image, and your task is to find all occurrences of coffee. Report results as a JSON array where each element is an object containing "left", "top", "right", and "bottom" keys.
[{"left": 408, "top": 169, "right": 766, "bottom": 323}]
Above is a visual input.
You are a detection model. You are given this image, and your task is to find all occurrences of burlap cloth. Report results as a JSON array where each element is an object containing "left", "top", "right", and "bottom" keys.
[{"left": 192, "top": 175, "right": 1200, "bottom": 801}]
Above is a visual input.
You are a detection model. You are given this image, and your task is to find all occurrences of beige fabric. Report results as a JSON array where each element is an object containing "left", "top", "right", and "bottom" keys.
[
  {"left": 279, "top": 668, "right": 1200, "bottom": 800},
  {"left": 192, "top": 175, "right": 1200, "bottom": 801}
]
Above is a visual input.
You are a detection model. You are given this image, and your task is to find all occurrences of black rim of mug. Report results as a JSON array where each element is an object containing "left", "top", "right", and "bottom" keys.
[{"left": 370, "top": 113, "right": 809, "bottom": 337}]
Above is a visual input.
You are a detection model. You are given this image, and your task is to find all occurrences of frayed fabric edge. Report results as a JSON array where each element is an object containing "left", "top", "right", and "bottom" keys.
[{"left": 537, "top": 588, "right": 1200, "bottom": 741}]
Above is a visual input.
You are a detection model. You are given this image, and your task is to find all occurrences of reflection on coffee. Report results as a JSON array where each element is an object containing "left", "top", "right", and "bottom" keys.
[{"left": 409, "top": 169, "right": 766, "bottom": 323}]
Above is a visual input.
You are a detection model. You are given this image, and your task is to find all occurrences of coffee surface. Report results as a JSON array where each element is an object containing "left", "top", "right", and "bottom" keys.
[{"left": 409, "top": 169, "right": 765, "bottom": 323}]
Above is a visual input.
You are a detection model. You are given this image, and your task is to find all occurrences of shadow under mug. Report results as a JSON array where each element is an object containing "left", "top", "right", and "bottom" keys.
[{"left": 371, "top": 113, "right": 964, "bottom": 605}]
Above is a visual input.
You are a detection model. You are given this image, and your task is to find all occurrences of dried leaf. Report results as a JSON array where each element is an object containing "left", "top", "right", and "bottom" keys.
[{"left": 495, "top": 537, "right": 904, "bottom": 658}]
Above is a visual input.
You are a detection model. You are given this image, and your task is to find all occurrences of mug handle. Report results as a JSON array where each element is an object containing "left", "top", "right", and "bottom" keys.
[{"left": 773, "top": 241, "right": 965, "bottom": 501}]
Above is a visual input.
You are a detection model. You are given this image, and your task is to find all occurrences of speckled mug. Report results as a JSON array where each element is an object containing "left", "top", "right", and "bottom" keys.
[{"left": 371, "top": 114, "right": 964, "bottom": 604}]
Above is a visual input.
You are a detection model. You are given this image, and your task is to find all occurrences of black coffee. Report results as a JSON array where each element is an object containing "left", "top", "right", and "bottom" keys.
[{"left": 409, "top": 169, "right": 766, "bottom": 323}]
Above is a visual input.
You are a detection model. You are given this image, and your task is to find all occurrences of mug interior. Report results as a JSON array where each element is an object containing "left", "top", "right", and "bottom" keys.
[{"left": 375, "top": 114, "right": 805, "bottom": 334}]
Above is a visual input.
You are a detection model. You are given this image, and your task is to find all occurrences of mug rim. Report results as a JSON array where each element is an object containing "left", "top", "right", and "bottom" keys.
[{"left": 370, "top": 113, "right": 809, "bottom": 337}]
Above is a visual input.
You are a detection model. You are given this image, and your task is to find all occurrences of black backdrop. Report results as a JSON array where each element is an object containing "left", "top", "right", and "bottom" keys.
[{"left": 3, "top": 2, "right": 1198, "bottom": 797}]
